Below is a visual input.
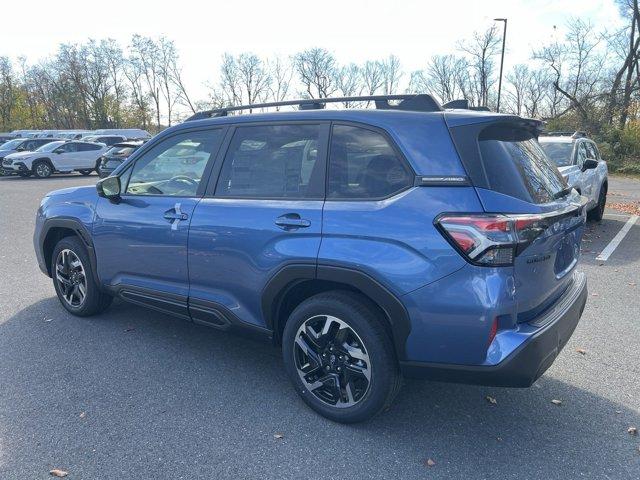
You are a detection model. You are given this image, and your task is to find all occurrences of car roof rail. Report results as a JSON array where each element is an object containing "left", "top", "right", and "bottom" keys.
[{"left": 185, "top": 94, "right": 442, "bottom": 121}]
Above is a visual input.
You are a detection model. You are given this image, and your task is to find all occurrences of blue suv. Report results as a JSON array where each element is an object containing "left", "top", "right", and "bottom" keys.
[{"left": 34, "top": 95, "right": 589, "bottom": 423}]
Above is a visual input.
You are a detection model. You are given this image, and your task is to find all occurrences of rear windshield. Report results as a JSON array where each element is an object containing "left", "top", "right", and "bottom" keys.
[
  {"left": 539, "top": 142, "right": 574, "bottom": 167},
  {"left": 479, "top": 125, "right": 567, "bottom": 204}
]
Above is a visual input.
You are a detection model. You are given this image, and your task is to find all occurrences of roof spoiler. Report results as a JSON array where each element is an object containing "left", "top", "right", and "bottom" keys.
[{"left": 442, "top": 99, "right": 491, "bottom": 112}]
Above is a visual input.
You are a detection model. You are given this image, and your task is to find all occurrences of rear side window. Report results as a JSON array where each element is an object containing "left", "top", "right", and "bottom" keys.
[
  {"left": 216, "top": 124, "right": 324, "bottom": 199},
  {"left": 328, "top": 125, "right": 412, "bottom": 199},
  {"left": 478, "top": 125, "right": 566, "bottom": 204}
]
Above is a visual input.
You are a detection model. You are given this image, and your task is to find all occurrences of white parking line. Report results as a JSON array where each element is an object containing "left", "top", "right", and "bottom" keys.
[{"left": 596, "top": 215, "right": 639, "bottom": 261}]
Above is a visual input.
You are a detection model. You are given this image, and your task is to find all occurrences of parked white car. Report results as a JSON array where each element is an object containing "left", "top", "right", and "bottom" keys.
[
  {"left": 2, "top": 140, "right": 108, "bottom": 178},
  {"left": 539, "top": 132, "right": 608, "bottom": 221}
]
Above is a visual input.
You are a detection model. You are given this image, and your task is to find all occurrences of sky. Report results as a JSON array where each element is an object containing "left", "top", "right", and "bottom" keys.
[{"left": 0, "top": 0, "right": 625, "bottom": 102}]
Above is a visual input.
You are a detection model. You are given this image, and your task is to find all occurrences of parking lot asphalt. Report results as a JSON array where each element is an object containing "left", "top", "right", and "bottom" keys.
[{"left": 0, "top": 174, "right": 639, "bottom": 479}]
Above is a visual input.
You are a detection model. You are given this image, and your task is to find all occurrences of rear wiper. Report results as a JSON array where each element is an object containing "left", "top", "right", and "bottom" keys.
[{"left": 553, "top": 187, "right": 572, "bottom": 200}]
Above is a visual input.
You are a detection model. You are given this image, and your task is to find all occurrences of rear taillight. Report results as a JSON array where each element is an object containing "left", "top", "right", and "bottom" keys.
[
  {"left": 488, "top": 317, "right": 498, "bottom": 346},
  {"left": 436, "top": 214, "right": 549, "bottom": 266}
]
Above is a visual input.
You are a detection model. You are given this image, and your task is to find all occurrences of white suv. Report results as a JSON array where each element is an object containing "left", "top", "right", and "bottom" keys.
[
  {"left": 2, "top": 140, "right": 108, "bottom": 178},
  {"left": 539, "top": 132, "right": 608, "bottom": 221}
]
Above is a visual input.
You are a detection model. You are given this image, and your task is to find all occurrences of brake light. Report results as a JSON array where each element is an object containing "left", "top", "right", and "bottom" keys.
[
  {"left": 436, "top": 213, "right": 549, "bottom": 266},
  {"left": 488, "top": 317, "right": 498, "bottom": 346}
]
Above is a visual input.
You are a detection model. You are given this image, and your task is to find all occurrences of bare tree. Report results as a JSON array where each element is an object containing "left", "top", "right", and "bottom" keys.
[
  {"left": 267, "top": 56, "right": 292, "bottom": 107},
  {"left": 294, "top": 48, "right": 337, "bottom": 98},
  {"left": 334, "top": 63, "right": 363, "bottom": 106},
  {"left": 380, "top": 55, "right": 403, "bottom": 94},
  {"left": 458, "top": 25, "right": 501, "bottom": 106},
  {"left": 361, "top": 60, "right": 384, "bottom": 96},
  {"left": 129, "top": 35, "right": 162, "bottom": 128}
]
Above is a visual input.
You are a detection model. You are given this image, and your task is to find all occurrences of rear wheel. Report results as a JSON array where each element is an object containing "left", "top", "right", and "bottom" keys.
[
  {"left": 52, "top": 236, "right": 112, "bottom": 316},
  {"left": 282, "top": 291, "right": 400, "bottom": 423},
  {"left": 78, "top": 169, "right": 93, "bottom": 176},
  {"left": 588, "top": 183, "right": 607, "bottom": 222},
  {"left": 33, "top": 160, "right": 53, "bottom": 179}
]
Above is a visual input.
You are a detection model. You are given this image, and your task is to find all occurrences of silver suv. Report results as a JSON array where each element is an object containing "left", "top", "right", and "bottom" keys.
[{"left": 539, "top": 131, "right": 608, "bottom": 221}]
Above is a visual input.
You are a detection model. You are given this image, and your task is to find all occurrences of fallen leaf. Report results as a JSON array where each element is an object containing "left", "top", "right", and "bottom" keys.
[
  {"left": 629, "top": 282, "right": 637, "bottom": 287},
  {"left": 49, "top": 469, "right": 68, "bottom": 477},
  {"left": 79, "top": 411, "right": 86, "bottom": 418},
  {"left": 485, "top": 395, "right": 497, "bottom": 405},
  {"left": 615, "top": 410, "right": 622, "bottom": 414},
  {"left": 551, "top": 399, "right": 562, "bottom": 406},
  {"left": 124, "top": 327, "right": 135, "bottom": 332},
  {"left": 44, "top": 318, "right": 53, "bottom": 322},
  {"left": 609, "top": 201, "right": 640, "bottom": 216},
  {"left": 496, "top": 436, "right": 503, "bottom": 442},
  {"left": 629, "top": 427, "right": 638, "bottom": 436},
  {"left": 425, "top": 458, "right": 436, "bottom": 467},
  {"left": 576, "top": 348, "right": 587, "bottom": 355},
  {"left": 273, "top": 433, "right": 284, "bottom": 439},
  {"left": 591, "top": 293, "right": 599, "bottom": 297}
]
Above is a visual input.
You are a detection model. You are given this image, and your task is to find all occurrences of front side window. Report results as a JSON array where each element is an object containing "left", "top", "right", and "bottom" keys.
[
  {"left": 126, "top": 129, "right": 221, "bottom": 196},
  {"left": 576, "top": 142, "right": 588, "bottom": 168},
  {"left": 216, "top": 124, "right": 324, "bottom": 199},
  {"left": 328, "top": 125, "right": 412, "bottom": 199}
]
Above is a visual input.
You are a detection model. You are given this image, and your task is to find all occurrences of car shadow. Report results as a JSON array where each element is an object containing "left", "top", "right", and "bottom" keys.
[{"left": 0, "top": 298, "right": 638, "bottom": 479}]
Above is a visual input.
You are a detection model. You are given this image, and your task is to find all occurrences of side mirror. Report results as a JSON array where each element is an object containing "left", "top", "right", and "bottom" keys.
[
  {"left": 582, "top": 158, "right": 598, "bottom": 171},
  {"left": 97, "top": 176, "right": 121, "bottom": 201}
]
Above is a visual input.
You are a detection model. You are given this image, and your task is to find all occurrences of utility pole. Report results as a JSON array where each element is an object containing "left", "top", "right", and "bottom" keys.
[{"left": 494, "top": 18, "right": 507, "bottom": 113}]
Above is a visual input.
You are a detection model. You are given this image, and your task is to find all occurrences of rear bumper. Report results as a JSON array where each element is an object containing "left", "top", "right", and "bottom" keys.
[{"left": 400, "top": 271, "right": 587, "bottom": 387}]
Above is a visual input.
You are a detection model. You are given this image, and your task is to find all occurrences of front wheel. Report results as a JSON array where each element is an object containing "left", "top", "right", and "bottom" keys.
[
  {"left": 588, "top": 183, "right": 607, "bottom": 222},
  {"left": 33, "top": 160, "right": 53, "bottom": 178},
  {"left": 282, "top": 291, "right": 400, "bottom": 423},
  {"left": 52, "top": 236, "right": 112, "bottom": 316}
]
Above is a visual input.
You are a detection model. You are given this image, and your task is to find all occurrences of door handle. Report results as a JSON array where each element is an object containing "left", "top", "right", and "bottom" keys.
[
  {"left": 275, "top": 213, "right": 311, "bottom": 230},
  {"left": 164, "top": 203, "right": 189, "bottom": 230}
]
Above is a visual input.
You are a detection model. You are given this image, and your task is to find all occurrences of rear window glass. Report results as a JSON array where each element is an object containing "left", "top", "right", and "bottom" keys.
[
  {"left": 539, "top": 142, "right": 574, "bottom": 167},
  {"left": 479, "top": 125, "right": 567, "bottom": 204}
]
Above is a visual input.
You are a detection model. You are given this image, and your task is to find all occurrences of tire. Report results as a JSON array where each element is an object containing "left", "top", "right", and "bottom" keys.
[
  {"left": 282, "top": 291, "right": 400, "bottom": 423},
  {"left": 79, "top": 169, "right": 93, "bottom": 176},
  {"left": 33, "top": 160, "right": 53, "bottom": 178},
  {"left": 51, "top": 236, "right": 112, "bottom": 317},
  {"left": 587, "top": 183, "right": 607, "bottom": 222}
]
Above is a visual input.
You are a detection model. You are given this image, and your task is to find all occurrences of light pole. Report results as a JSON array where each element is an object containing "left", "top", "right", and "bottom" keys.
[{"left": 494, "top": 18, "right": 507, "bottom": 113}]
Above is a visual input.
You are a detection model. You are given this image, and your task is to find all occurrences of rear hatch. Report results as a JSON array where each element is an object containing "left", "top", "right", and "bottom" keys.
[{"left": 444, "top": 113, "right": 587, "bottom": 319}]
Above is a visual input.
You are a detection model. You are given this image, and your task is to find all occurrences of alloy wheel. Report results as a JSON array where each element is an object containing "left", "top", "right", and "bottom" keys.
[
  {"left": 55, "top": 249, "right": 87, "bottom": 307},
  {"left": 36, "top": 163, "right": 51, "bottom": 178},
  {"left": 293, "top": 315, "right": 371, "bottom": 408}
]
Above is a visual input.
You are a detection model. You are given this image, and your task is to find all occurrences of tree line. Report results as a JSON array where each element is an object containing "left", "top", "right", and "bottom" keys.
[{"left": 0, "top": 1, "right": 638, "bottom": 171}]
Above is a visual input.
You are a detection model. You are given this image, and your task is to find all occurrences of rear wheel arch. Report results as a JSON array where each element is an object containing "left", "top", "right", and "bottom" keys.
[{"left": 263, "top": 264, "right": 411, "bottom": 360}]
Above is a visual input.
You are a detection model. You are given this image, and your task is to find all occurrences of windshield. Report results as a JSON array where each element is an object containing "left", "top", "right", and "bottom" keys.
[
  {"left": 539, "top": 142, "right": 574, "bottom": 167},
  {"left": 36, "top": 141, "right": 65, "bottom": 153},
  {"left": 1, "top": 139, "right": 24, "bottom": 150}
]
